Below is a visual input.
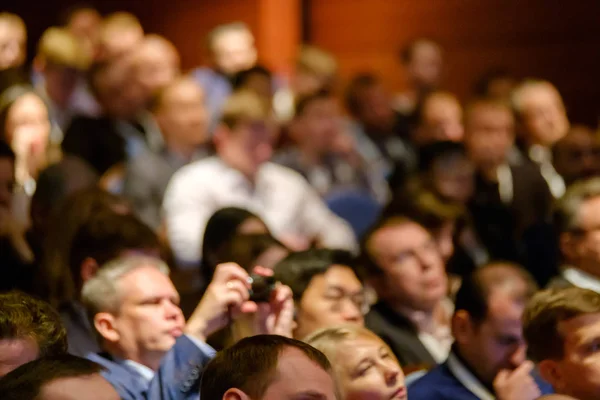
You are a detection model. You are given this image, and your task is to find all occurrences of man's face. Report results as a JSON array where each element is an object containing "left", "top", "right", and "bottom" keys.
[
  {"left": 408, "top": 42, "right": 443, "bottom": 90},
  {"left": 417, "top": 95, "right": 463, "bottom": 145},
  {"left": 369, "top": 222, "right": 447, "bottom": 312},
  {"left": 295, "top": 265, "right": 366, "bottom": 340},
  {"left": 296, "top": 97, "right": 340, "bottom": 156},
  {"left": 44, "top": 64, "right": 81, "bottom": 107},
  {"left": 134, "top": 41, "right": 180, "bottom": 95},
  {"left": 95, "top": 57, "right": 147, "bottom": 119},
  {"left": 260, "top": 347, "right": 337, "bottom": 400},
  {"left": 213, "top": 30, "right": 257, "bottom": 76},
  {"left": 357, "top": 85, "right": 396, "bottom": 134},
  {"left": 0, "top": 338, "right": 38, "bottom": 377},
  {"left": 430, "top": 154, "right": 475, "bottom": 204},
  {"left": 100, "top": 27, "right": 143, "bottom": 61},
  {"left": 221, "top": 121, "right": 274, "bottom": 179},
  {"left": 465, "top": 106, "right": 515, "bottom": 170},
  {"left": 39, "top": 373, "right": 120, "bottom": 400},
  {"left": 520, "top": 85, "right": 570, "bottom": 147},
  {"left": 544, "top": 313, "right": 600, "bottom": 400},
  {"left": 110, "top": 266, "right": 185, "bottom": 362},
  {"left": 0, "top": 21, "right": 25, "bottom": 70},
  {"left": 459, "top": 289, "right": 528, "bottom": 388},
  {"left": 0, "top": 157, "right": 14, "bottom": 212},
  {"left": 156, "top": 81, "right": 208, "bottom": 148},
  {"left": 564, "top": 196, "right": 600, "bottom": 275},
  {"left": 553, "top": 127, "right": 600, "bottom": 185}
]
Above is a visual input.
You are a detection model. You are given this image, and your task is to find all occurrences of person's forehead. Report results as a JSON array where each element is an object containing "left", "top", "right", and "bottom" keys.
[
  {"left": 560, "top": 312, "right": 600, "bottom": 347},
  {"left": 214, "top": 30, "right": 253, "bottom": 49},
  {"left": 578, "top": 196, "right": 600, "bottom": 225},
  {"left": 163, "top": 81, "right": 203, "bottom": 104},
  {"left": 521, "top": 84, "right": 562, "bottom": 108},
  {"left": 371, "top": 222, "right": 430, "bottom": 253},
  {"left": 486, "top": 289, "right": 526, "bottom": 324},
  {"left": 118, "top": 266, "right": 176, "bottom": 300},
  {"left": 335, "top": 335, "right": 388, "bottom": 364},
  {"left": 321, "top": 265, "right": 362, "bottom": 289}
]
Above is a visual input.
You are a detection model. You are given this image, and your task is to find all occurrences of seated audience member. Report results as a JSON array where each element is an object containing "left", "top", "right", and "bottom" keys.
[
  {"left": 96, "top": 12, "right": 144, "bottom": 61},
  {"left": 394, "top": 38, "right": 443, "bottom": 116},
  {"left": 82, "top": 256, "right": 292, "bottom": 399},
  {"left": 408, "top": 262, "right": 549, "bottom": 400},
  {"left": 412, "top": 91, "right": 464, "bottom": 146},
  {"left": 274, "top": 249, "right": 367, "bottom": 340},
  {"left": 464, "top": 97, "right": 555, "bottom": 286},
  {"left": 524, "top": 287, "right": 600, "bottom": 400},
  {"left": 552, "top": 124, "right": 600, "bottom": 186},
  {"left": 361, "top": 216, "right": 451, "bottom": 368},
  {"left": 551, "top": 178, "right": 600, "bottom": 292},
  {"left": 473, "top": 68, "right": 517, "bottom": 102},
  {"left": 192, "top": 22, "right": 257, "bottom": 128},
  {"left": 276, "top": 89, "right": 388, "bottom": 203},
  {"left": 132, "top": 34, "right": 181, "bottom": 99},
  {"left": 200, "top": 334, "right": 337, "bottom": 400},
  {"left": 0, "top": 354, "right": 120, "bottom": 400},
  {"left": 62, "top": 5, "right": 102, "bottom": 60},
  {"left": 511, "top": 79, "right": 570, "bottom": 198},
  {"left": 0, "top": 13, "right": 26, "bottom": 71},
  {"left": 233, "top": 65, "right": 274, "bottom": 109},
  {"left": 0, "top": 291, "right": 68, "bottom": 377},
  {"left": 124, "top": 77, "right": 210, "bottom": 231},
  {"left": 34, "top": 27, "right": 90, "bottom": 138},
  {"left": 58, "top": 210, "right": 159, "bottom": 357},
  {"left": 163, "top": 90, "right": 357, "bottom": 267},
  {"left": 306, "top": 325, "right": 408, "bottom": 400}
]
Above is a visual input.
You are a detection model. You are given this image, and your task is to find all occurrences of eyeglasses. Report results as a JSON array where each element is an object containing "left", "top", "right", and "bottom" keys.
[{"left": 322, "top": 290, "right": 370, "bottom": 316}]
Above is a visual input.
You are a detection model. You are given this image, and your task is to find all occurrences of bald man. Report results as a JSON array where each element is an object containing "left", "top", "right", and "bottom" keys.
[
  {"left": 133, "top": 34, "right": 181, "bottom": 98},
  {"left": 123, "top": 77, "right": 210, "bottom": 230}
]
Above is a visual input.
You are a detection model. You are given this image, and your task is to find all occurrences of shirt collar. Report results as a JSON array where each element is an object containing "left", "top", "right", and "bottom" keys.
[
  {"left": 563, "top": 267, "right": 600, "bottom": 293},
  {"left": 119, "top": 359, "right": 155, "bottom": 384},
  {"left": 446, "top": 351, "right": 495, "bottom": 400}
]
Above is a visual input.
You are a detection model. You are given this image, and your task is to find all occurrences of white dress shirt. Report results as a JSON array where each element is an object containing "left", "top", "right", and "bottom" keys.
[
  {"left": 563, "top": 267, "right": 600, "bottom": 293},
  {"left": 163, "top": 156, "right": 358, "bottom": 267}
]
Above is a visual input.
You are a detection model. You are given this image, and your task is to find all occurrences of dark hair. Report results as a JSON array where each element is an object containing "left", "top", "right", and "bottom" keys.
[
  {"left": 295, "top": 88, "right": 333, "bottom": 117},
  {"left": 0, "top": 139, "right": 15, "bottom": 161},
  {"left": 0, "top": 291, "right": 68, "bottom": 360},
  {"left": 200, "top": 207, "right": 266, "bottom": 286},
  {"left": 344, "top": 73, "right": 379, "bottom": 116},
  {"left": 274, "top": 249, "right": 357, "bottom": 301},
  {"left": 473, "top": 67, "right": 513, "bottom": 97},
  {"left": 0, "top": 354, "right": 104, "bottom": 400},
  {"left": 68, "top": 210, "right": 158, "bottom": 294},
  {"left": 222, "top": 233, "right": 287, "bottom": 272},
  {"left": 454, "top": 262, "right": 538, "bottom": 323},
  {"left": 232, "top": 65, "right": 272, "bottom": 91},
  {"left": 201, "top": 335, "right": 333, "bottom": 400},
  {"left": 523, "top": 287, "right": 600, "bottom": 362},
  {"left": 417, "top": 140, "right": 468, "bottom": 173}
]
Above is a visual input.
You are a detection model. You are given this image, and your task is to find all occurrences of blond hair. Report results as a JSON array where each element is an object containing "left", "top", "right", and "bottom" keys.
[
  {"left": 511, "top": 79, "right": 561, "bottom": 117},
  {"left": 37, "top": 27, "right": 90, "bottom": 69},
  {"left": 221, "top": 90, "right": 270, "bottom": 129},
  {"left": 0, "top": 12, "right": 26, "bottom": 34},
  {"left": 297, "top": 45, "right": 337, "bottom": 78}
]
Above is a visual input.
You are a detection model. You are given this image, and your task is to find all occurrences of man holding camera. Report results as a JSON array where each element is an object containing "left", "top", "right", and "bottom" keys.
[{"left": 81, "top": 254, "right": 293, "bottom": 400}]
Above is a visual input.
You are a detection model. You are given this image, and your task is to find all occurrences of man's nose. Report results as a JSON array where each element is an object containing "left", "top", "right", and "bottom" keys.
[{"left": 510, "top": 344, "right": 528, "bottom": 368}]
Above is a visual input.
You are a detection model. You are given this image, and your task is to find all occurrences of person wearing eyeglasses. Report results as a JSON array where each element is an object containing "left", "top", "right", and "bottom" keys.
[{"left": 274, "top": 248, "right": 368, "bottom": 340}]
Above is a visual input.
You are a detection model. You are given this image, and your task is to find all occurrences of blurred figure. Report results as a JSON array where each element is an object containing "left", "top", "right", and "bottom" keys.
[
  {"left": 0, "top": 355, "right": 120, "bottom": 400},
  {"left": 552, "top": 125, "right": 600, "bottom": 186},
  {"left": 192, "top": 22, "right": 257, "bottom": 128},
  {"left": 0, "top": 291, "right": 68, "bottom": 377},
  {"left": 132, "top": 34, "right": 181, "bottom": 99},
  {"left": 307, "top": 326, "right": 407, "bottom": 400},
  {"left": 224, "top": 232, "right": 288, "bottom": 272},
  {"left": 524, "top": 288, "right": 600, "bottom": 400},
  {"left": 274, "top": 249, "right": 367, "bottom": 340},
  {"left": 276, "top": 89, "right": 389, "bottom": 202},
  {"left": 97, "top": 12, "right": 144, "bottom": 61},
  {"left": 409, "top": 263, "right": 550, "bottom": 400},
  {"left": 362, "top": 215, "right": 451, "bottom": 369},
  {"left": 34, "top": 27, "right": 91, "bottom": 138},
  {"left": 474, "top": 68, "right": 517, "bottom": 102},
  {"left": 163, "top": 90, "right": 357, "bottom": 267},
  {"left": 123, "top": 77, "right": 209, "bottom": 231},
  {"left": 413, "top": 91, "right": 463, "bottom": 146},
  {"left": 464, "top": 98, "right": 555, "bottom": 286},
  {"left": 233, "top": 65, "right": 273, "bottom": 110},
  {"left": 395, "top": 38, "right": 443, "bottom": 116},
  {"left": 511, "top": 79, "right": 570, "bottom": 198},
  {"left": 63, "top": 5, "right": 102, "bottom": 60},
  {"left": 0, "top": 13, "right": 26, "bottom": 71}
]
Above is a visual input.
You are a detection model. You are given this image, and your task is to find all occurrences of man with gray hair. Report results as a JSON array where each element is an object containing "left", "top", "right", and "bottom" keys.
[
  {"left": 550, "top": 177, "right": 600, "bottom": 292},
  {"left": 82, "top": 254, "right": 293, "bottom": 400}
]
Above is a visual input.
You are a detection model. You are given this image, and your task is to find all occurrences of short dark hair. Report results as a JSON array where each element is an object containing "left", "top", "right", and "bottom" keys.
[
  {"left": 344, "top": 73, "right": 379, "bottom": 116},
  {"left": 524, "top": 287, "right": 600, "bottom": 362},
  {"left": 0, "top": 354, "right": 103, "bottom": 400},
  {"left": 201, "top": 335, "right": 333, "bottom": 400},
  {"left": 417, "top": 140, "right": 468, "bottom": 173},
  {"left": 454, "top": 262, "right": 538, "bottom": 323},
  {"left": 0, "top": 139, "right": 15, "bottom": 161},
  {"left": 473, "top": 67, "right": 513, "bottom": 97},
  {"left": 222, "top": 233, "right": 286, "bottom": 272},
  {"left": 68, "top": 210, "right": 158, "bottom": 293},
  {"left": 274, "top": 249, "right": 358, "bottom": 301},
  {"left": 0, "top": 291, "right": 68, "bottom": 359},
  {"left": 232, "top": 65, "right": 272, "bottom": 91},
  {"left": 294, "top": 88, "right": 333, "bottom": 117}
]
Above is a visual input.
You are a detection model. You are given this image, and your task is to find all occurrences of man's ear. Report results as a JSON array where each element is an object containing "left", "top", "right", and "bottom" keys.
[
  {"left": 451, "top": 310, "right": 473, "bottom": 346},
  {"left": 80, "top": 257, "right": 99, "bottom": 284},
  {"left": 538, "top": 359, "right": 564, "bottom": 392},
  {"left": 223, "top": 388, "right": 251, "bottom": 400},
  {"left": 94, "top": 312, "right": 120, "bottom": 344},
  {"left": 560, "top": 233, "right": 578, "bottom": 263}
]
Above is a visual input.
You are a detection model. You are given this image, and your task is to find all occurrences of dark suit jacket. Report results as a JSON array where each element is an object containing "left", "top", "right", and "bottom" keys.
[
  {"left": 60, "top": 302, "right": 100, "bottom": 358},
  {"left": 88, "top": 335, "right": 214, "bottom": 400},
  {"left": 365, "top": 302, "right": 437, "bottom": 369}
]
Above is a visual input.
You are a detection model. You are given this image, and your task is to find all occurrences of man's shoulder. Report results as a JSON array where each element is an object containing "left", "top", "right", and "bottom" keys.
[
  {"left": 262, "top": 161, "right": 308, "bottom": 185},
  {"left": 408, "top": 363, "right": 470, "bottom": 400},
  {"left": 168, "top": 156, "right": 222, "bottom": 184}
]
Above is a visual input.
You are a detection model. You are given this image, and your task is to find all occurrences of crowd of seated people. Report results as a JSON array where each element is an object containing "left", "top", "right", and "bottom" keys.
[{"left": 3, "top": 5, "right": 600, "bottom": 400}]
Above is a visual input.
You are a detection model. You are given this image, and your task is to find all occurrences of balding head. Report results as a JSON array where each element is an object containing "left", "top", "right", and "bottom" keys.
[{"left": 133, "top": 34, "right": 180, "bottom": 95}]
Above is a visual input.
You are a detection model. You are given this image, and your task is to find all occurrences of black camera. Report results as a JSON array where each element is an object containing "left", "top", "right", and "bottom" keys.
[{"left": 248, "top": 274, "right": 276, "bottom": 303}]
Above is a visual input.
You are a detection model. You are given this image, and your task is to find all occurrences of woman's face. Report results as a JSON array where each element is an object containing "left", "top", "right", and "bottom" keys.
[
  {"left": 5, "top": 93, "right": 51, "bottom": 158},
  {"left": 334, "top": 336, "right": 407, "bottom": 400}
]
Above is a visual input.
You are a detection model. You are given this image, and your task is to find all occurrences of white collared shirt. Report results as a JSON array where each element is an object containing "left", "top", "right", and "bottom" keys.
[
  {"left": 163, "top": 156, "right": 358, "bottom": 267},
  {"left": 446, "top": 352, "right": 495, "bottom": 400},
  {"left": 563, "top": 267, "right": 600, "bottom": 293}
]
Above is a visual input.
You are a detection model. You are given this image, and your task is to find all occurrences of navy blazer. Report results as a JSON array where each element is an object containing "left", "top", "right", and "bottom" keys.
[
  {"left": 88, "top": 335, "right": 214, "bottom": 400},
  {"left": 408, "top": 360, "right": 553, "bottom": 400}
]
